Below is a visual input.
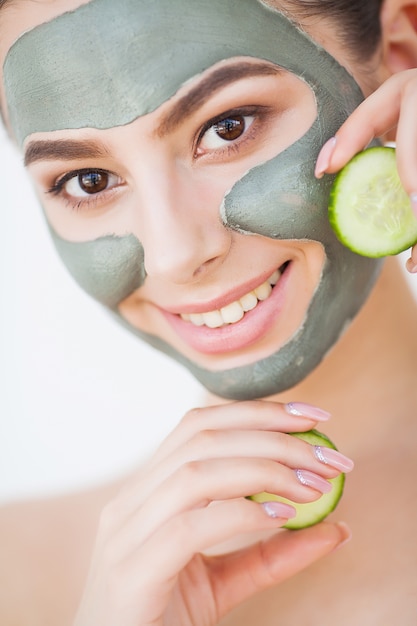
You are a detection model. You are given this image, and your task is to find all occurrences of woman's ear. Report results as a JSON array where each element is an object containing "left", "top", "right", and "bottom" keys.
[{"left": 381, "top": 0, "right": 417, "bottom": 73}]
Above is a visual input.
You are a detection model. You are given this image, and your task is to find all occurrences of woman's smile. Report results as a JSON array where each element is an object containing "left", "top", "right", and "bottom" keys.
[
  {"left": 160, "top": 263, "right": 290, "bottom": 354},
  {"left": 118, "top": 239, "right": 325, "bottom": 370},
  {"left": 179, "top": 267, "right": 283, "bottom": 327}
]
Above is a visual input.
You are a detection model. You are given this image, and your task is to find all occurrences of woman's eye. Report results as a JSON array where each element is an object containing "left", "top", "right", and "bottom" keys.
[
  {"left": 199, "top": 115, "right": 255, "bottom": 150},
  {"left": 60, "top": 170, "right": 120, "bottom": 199}
]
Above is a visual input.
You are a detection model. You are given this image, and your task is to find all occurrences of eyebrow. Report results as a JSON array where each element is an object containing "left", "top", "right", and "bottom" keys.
[
  {"left": 24, "top": 139, "right": 110, "bottom": 167},
  {"left": 155, "top": 61, "right": 281, "bottom": 137},
  {"left": 23, "top": 61, "right": 281, "bottom": 166}
]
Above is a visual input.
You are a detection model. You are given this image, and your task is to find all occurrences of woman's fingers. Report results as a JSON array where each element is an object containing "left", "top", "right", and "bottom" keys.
[
  {"left": 115, "top": 424, "right": 351, "bottom": 525},
  {"left": 316, "top": 68, "right": 417, "bottom": 272},
  {"left": 85, "top": 453, "right": 338, "bottom": 625},
  {"left": 207, "top": 521, "right": 351, "bottom": 621},
  {"left": 316, "top": 69, "right": 417, "bottom": 198},
  {"left": 121, "top": 498, "right": 295, "bottom": 593},
  {"left": 406, "top": 245, "right": 417, "bottom": 272},
  {"left": 78, "top": 406, "right": 351, "bottom": 626},
  {"left": 120, "top": 400, "right": 332, "bottom": 504},
  {"left": 96, "top": 400, "right": 339, "bottom": 538},
  {"left": 150, "top": 427, "right": 347, "bottom": 488},
  {"left": 148, "top": 400, "right": 331, "bottom": 469},
  {"left": 77, "top": 405, "right": 348, "bottom": 626},
  {"left": 118, "top": 507, "right": 350, "bottom": 625},
  {"left": 394, "top": 76, "right": 417, "bottom": 201},
  {"left": 87, "top": 499, "right": 294, "bottom": 626},
  {"left": 113, "top": 455, "right": 337, "bottom": 553},
  {"left": 315, "top": 76, "right": 403, "bottom": 176},
  {"left": 91, "top": 398, "right": 350, "bottom": 607}
]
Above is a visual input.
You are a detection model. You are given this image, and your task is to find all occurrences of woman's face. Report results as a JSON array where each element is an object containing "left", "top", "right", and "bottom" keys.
[{"left": 1, "top": 0, "right": 382, "bottom": 399}]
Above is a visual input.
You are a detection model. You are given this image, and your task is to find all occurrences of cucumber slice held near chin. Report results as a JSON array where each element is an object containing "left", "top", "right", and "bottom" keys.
[
  {"left": 328, "top": 146, "right": 417, "bottom": 258},
  {"left": 248, "top": 430, "right": 345, "bottom": 530}
]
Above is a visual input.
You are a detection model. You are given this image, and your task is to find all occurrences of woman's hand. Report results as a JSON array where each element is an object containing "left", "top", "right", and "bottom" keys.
[
  {"left": 74, "top": 401, "right": 351, "bottom": 626},
  {"left": 315, "top": 68, "right": 417, "bottom": 273}
]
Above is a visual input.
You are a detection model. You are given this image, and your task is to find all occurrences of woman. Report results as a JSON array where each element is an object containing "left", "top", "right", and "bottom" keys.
[{"left": 0, "top": 0, "right": 416, "bottom": 624}]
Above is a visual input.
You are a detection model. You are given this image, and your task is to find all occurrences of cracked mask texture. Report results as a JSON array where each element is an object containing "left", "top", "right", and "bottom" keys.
[{"left": 4, "top": 0, "right": 382, "bottom": 399}]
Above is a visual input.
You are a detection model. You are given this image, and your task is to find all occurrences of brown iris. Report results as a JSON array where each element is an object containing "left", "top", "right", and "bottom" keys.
[
  {"left": 213, "top": 116, "right": 245, "bottom": 141},
  {"left": 78, "top": 171, "right": 109, "bottom": 194}
]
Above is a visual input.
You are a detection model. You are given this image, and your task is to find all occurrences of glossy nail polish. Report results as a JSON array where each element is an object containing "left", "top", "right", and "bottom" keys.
[
  {"left": 262, "top": 501, "right": 297, "bottom": 519},
  {"left": 295, "top": 469, "right": 333, "bottom": 493},
  {"left": 314, "top": 446, "right": 354, "bottom": 472},
  {"left": 286, "top": 402, "right": 331, "bottom": 422}
]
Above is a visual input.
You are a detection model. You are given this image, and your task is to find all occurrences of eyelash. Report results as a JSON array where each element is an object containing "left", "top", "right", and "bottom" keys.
[
  {"left": 46, "top": 105, "right": 271, "bottom": 211},
  {"left": 47, "top": 167, "right": 120, "bottom": 211},
  {"left": 194, "top": 105, "right": 271, "bottom": 159}
]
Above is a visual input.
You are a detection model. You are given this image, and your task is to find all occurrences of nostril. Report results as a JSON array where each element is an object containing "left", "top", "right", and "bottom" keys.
[
  {"left": 192, "top": 255, "right": 224, "bottom": 279},
  {"left": 140, "top": 204, "right": 233, "bottom": 284}
]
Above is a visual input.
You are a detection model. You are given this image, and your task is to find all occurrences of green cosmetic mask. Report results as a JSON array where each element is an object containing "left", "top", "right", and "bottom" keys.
[{"left": 4, "top": 0, "right": 382, "bottom": 399}]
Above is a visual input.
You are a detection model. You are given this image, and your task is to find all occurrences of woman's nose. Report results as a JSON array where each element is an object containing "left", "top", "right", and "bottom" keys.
[{"left": 134, "top": 162, "right": 232, "bottom": 284}]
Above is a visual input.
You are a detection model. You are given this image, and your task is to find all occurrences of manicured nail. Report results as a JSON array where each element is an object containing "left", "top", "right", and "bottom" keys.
[
  {"left": 262, "top": 501, "right": 297, "bottom": 519},
  {"left": 286, "top": 402, "right": 331, "bottom": 422},
  {"left": 332, "top": 521, "right": 352, "bottom": 552},
  {"left": 315, "top": 137, "right": 337, "bottom": 178},
  {"left": 314, "top": 446, "right": 354, "bottom": 472},
  {"left": 295, "top": 469, "right": 333, "bottom": 493},
  {"left": 410, "top": 192, "right": 417, "bottom": 219}
]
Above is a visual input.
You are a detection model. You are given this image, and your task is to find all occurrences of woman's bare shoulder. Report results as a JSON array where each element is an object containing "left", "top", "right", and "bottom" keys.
[{"left": 0, "top": 483, "right": 119, "bottom": 626}]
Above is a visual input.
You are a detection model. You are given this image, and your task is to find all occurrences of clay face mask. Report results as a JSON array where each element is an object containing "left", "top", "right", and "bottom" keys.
[{"left": 4, "top": 0, "right": 382, "bottom": 399}]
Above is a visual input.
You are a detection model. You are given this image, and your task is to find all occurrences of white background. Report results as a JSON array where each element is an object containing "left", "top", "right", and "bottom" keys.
[
  {"left": 1, "top": 127, "right": 416, "bottom": 504},
  {"left": 0, "top": 127, "right": 204, "bottom": 503}
]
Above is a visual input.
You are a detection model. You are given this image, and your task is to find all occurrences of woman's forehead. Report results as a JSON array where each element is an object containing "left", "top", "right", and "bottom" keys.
[
  {"left": 0, "top": 0, "right": 89, "bottom": 61},
  {"left": 0, "top": 0, "right": 90, "bottom": 120},
  {"left": 3, "top": 0, "right": 359, "bottom": 147}
]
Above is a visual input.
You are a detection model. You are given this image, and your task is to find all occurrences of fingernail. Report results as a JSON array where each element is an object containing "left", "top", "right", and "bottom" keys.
[
  {"left": 315, "top": 137, "right": 337, "bottom": 178},
  {"left": 405, "top": 254, "right": 417, "bottom": 273},
  {"left": 314, "top": 446, "right": 354, "bottom": 472},
  {"left": 332, "top": 521, "right": 352, "bottom": 552},
  {"left": 285, "top": 402, "right": 331, "bottom": 422},
  {"left": 295, "top": 469, "right": 333, "bottom": 493},
  {"left": 410, "top": 192, "right": 417, "bottom": 219},
  {"left": 262, "top": 501, "right": 297, "bottom": 519}
]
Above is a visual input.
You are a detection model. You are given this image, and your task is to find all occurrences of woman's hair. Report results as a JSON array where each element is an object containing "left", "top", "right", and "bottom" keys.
[
  {"left": 0, "top": 0, "right": 384, "bottom": 60},
  {"left": 270, "top": 0, "right": 384, "bottom": 61}
]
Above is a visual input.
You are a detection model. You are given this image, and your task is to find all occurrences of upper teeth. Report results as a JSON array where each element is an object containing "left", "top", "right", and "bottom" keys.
[{"left": 180, "top": 269, "right": 281, "bottom": 329}]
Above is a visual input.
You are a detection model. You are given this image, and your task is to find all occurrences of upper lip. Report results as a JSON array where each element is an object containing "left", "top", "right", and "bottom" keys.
[{"left": 159, "top": 263, "right": 289, "bottom": 316}]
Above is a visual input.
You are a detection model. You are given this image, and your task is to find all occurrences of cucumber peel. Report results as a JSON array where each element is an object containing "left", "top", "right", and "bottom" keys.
[
  {"left": 328, "top": 146, "right": 417, "bottom": 258},
  {"left": 248, "top": 430, "right": 345, "bottom": 530}
]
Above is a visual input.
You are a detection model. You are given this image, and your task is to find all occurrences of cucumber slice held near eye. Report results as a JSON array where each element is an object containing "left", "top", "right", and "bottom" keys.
[
  {"left": 328, "top": 146, "right": 417, "bottom": 258},
  {"left": 248, "top": 430, "right": 345, "bottom": 530}
]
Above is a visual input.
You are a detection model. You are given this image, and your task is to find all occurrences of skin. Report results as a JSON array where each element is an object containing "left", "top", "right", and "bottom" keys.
[{"left": 0, "top": 0, "right": 417, "bottom": 625}]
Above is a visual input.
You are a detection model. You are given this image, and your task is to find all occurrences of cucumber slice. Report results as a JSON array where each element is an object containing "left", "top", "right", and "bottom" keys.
[
  {"left": 328, "top": 146, "right": 417, "bottom": 258},
  {"left": 248, "top": 430, "right": 345, "bottom": 530}
]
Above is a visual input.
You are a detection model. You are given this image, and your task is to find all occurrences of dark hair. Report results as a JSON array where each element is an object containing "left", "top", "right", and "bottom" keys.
[{"left": 276, "top": 0, "right": 384, "bottom": 61}]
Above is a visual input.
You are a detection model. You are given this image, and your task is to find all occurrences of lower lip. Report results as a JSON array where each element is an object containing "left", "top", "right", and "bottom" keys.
[{"left": 161, "top": 263, "right": 292, "bottom": 355}]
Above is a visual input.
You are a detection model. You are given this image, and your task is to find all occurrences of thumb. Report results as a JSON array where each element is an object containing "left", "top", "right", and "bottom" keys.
[{"left": 206, "top": 521, "right": 351, "bottom": 620}]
